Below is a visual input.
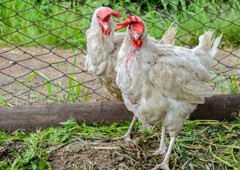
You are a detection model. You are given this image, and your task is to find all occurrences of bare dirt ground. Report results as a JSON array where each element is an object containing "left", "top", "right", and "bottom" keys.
[
  {"left": 0, "top": 132, "right": 180, "bottom": 170},
  {"left": 0, "top": 47, "right": 112, "bottom": 105},
  {"left": 0, "top": 47, "right": 239, "bottom": 105},
  {"left": 49, "top": 135, "right": 166, "bottom": 170},
  {"left": 49, "top": 140, "right": 144, "bottom": 170}
]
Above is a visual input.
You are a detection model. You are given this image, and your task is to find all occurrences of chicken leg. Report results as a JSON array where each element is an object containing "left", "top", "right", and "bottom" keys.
[
  {"left": 112, "top": 115, "right": 137, "bottom": 142},
  {"left": 151, "top": 135, "right": 176, "bottom": 170},
  {"left": 151, "top": 126, "right": 167, "bottom": 156}
]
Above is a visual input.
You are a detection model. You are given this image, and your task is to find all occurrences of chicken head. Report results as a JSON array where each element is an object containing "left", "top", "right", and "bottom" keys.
[
  {"left": 116, "top": 14, "right": 145, "bottom": 48},
  {"left": 95, "top": 7, "right": 121, "bottom": 36}
]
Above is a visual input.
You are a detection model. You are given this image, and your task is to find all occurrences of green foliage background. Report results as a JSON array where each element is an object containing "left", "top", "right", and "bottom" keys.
[{"left": 0, "top": 0, "right": 239, "bottom": 48}]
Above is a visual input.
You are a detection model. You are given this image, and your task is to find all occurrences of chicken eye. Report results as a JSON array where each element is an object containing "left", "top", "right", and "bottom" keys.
[{"left": 97, "top": 16, "right": 101, "bottom": 19}]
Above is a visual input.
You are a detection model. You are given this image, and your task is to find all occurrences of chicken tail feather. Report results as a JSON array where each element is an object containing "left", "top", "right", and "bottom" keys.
[
  {"left": 195, "top": 31, "right": 222, "bottom": 57},
  {"left": 159, "top": 23, "right": 178, "bottom": 45},
  {"left": 210, "top": 34, "right": 222, "bottom": 57}
]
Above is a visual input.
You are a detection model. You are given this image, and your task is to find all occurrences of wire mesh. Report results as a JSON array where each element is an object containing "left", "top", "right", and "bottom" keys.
[{"left": 0, "top": 0, "right": 239, "bottom": 106}]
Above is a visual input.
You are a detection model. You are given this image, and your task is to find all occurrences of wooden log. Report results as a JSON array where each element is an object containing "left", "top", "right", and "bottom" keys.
[
  {"left": 0, "top": 102, "right": 132, "bottom": 133},
  {"left": 0, "top": 94, "right": 239, "bottom": 133},
  {"left": 190, "top": 94, "right": 240, "bottom": 120}
]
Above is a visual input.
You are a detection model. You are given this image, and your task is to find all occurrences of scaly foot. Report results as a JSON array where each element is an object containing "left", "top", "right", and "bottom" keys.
[
  {"left": 111, "top": 133, "right": 132, "bottom": 142},
  {"left": 145, "top": 145, "right": 167, "bottom": 161},
  {"left": 151, "top": 145, "right": 167, "bottom": 156},
  {"left": 151, "top": 162, "right": 170, "bottom": 170}
]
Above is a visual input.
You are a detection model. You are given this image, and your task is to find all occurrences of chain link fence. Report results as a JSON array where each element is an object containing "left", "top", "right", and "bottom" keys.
[{"left": 0, "top": 0, "right": 239, "bottom": 106}]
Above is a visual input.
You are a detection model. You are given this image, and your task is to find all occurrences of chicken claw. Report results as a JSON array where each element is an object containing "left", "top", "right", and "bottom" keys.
[
  {"left": 111, "top": 132, "right": 132, "bottom": 142},
  {"left": 111, "top": 116, "right": 137, "bottom": 142},
  {"left": 150, "top": 146, "right": 167, "bottom": 156},
  {"left": 151, "top": 163, "right": 170, "bottom": 170},
  {"left": 146, "top": 126, "right": 167, "bottom": 160}
]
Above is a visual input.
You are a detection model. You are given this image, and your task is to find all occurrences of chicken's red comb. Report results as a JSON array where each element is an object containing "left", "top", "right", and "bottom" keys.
[
  {"left": 98, "top": 7, "right": 121, "bottom": 21},
  {"left": 116, "top": 14, "right": 144, "bottom": 34}
]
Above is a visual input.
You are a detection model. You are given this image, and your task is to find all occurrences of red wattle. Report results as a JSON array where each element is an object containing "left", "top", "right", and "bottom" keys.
[
  {"left": 132, "top": 38, "right": 142, "bottom": 48},
  {"left": 101, "top": 26, "right": 110, "bottom": 36}
]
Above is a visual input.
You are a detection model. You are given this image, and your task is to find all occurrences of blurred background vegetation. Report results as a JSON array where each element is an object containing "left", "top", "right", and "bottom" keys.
[{"left": 0, "top": 0, "right": 239, "bottom": 48}]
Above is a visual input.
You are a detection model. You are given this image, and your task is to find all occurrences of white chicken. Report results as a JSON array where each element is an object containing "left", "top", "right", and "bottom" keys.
[
  {"left": 85, "top": 7, "right": 123, "bottom": 100},
  {"left": 115, "top": 15, "right": 221, "bottom": 170},
  {"left": 86, "top": 7, "right": 177, "bottom": 141}
]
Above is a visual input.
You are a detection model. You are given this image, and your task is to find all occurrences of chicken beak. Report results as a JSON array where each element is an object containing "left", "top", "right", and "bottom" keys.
[
  {"left": 102, "top": 23, "right": 109, "bottom": 31},
  {"left": 101, "top": 22, "right": 111, "bottom": 36},
  {"left": 133, "top": 32, "right": 141, "bottom": 40}
]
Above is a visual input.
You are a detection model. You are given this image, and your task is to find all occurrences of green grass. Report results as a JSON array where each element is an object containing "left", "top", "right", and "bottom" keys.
[
  {"left": 0, "top": 0, "right": 239, "bottom": 48},
  {"left": 0, "top": 47, "right": 90, "bottom": 105},
  {"left": 211, "top": 52, "right": 240, "bottom": 94},
  {"left": 211, "top": 73, "right": 240, "bottom": 94},
  {"left": 0, "top": 94, "right": 11, "bottom": 106},
  {"left": 0, "top": 117, "right": 239, "bottom": 169},
  {"left": 0, "top": 0, "right": 92, "bottom": 48},
  {"left": 18, "top": 56, "right": 89, "bottom": 103},
  {"left": 0, "top": 120, "right": 129, "bottom": 169}
]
